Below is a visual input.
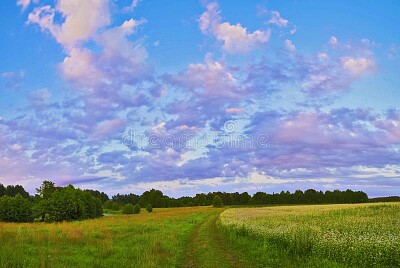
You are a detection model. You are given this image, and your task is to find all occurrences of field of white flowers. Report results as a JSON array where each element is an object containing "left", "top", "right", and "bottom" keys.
[{"left": 220, "top": 203, "right": 400, "bottom": 267}]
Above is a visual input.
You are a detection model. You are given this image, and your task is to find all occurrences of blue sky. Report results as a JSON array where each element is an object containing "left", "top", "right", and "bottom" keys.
[{"left": 0, "top": 0, "right": 399, "bottom": 197}]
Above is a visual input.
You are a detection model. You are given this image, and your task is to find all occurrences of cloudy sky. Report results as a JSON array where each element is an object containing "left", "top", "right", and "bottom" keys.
[{"left": 1, "top": 0, "right": 399, "bottom": 197}]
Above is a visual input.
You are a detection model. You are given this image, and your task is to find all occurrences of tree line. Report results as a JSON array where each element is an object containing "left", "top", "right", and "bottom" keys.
[
  {"left": 2, "top": 181, "right": 396, "bottom": 222},
  {"left": 104, "top": 188, "right": 370, "bottom": 211},
  {"left": 0, "top": 181, "right": 103, "bottom": 222}
]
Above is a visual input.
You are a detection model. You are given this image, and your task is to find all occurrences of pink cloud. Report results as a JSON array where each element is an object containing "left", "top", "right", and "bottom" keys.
[
  {"left": 92, "top": 118, "right": 126, "bottom": 137},
  {"left": 199, "top": 2, "right": 270, "bottom": 53},
  {"left": 27, "top": 0, "right": 110, "bottom": 49}
]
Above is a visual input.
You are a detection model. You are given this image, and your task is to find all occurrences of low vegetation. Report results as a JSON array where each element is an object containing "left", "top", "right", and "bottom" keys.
[
  {"left": 146, "top": 204, "right": 153, "bottom": 213},
  {"left": 0, "top": 207, "right": 218, "bottom": 267},
  {"left": 220, "top": 203, "right": 400, "bottom": 267},
  {"left": 1, "top": 181, "right": 398, "bottom": 267}
]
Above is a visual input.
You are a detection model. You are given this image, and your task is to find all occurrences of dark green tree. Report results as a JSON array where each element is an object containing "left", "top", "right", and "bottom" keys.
[
  {"left": 122, "top": 204, "right": 135, "bottom": 214},
  {"left": 146, "top": 204, "right": 153, "bottom": 213},
  {"left": 212, "top": 195, "right": 223, "bottom": 208},
  {"left": 0, "top": 194, "right": 33, "bottom": 222},
  {"left": 133, "top": 204, "right": 141, "bottom": 214}
]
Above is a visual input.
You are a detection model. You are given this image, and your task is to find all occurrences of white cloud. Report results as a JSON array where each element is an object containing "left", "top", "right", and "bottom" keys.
[
  {"left": 284, "top": 39, "right": 296, "bottom": 52},
  {"left": 28, "top": 88, "right": 51, "bottom": 107},
  {"left": 200, "top": 2, "right": 270, "bottom": 54},
  {"left": 60, "top": 47, "right": 106, "bottom": 86},
  {"left": 329, "top": 36, "right": 339, "bottom": 47},
  {"left": 28, "top": 0, "right": 110, "bottom": 49},
  {"left": 172, "top": 53, "right": 240, "bottom": 98},
  {"left": 318, "top": 52, "right": 329, "bottom": 60},
  {"left": 341, "top": 57, "right": 376, "bottom": 76},
  {"left": 17, "top": 0, "right": 33, "bottom": 11},
  {"left": 267, "top": 11, "right": 289, "bottom": 27},
  {"left": 123, "top": 0, "right": 141, "bottom": 12}
]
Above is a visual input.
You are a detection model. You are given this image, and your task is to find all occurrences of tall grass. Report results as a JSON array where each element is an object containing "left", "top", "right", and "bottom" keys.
[
  {"left": 220, "top": 203, "right": 400, "bottom": 267},
  {"left": 0, "top": 207, "right": 218, "bottom": 267}
]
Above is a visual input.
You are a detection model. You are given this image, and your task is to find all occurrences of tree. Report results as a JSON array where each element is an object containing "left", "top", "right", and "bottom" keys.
[
  {"left": 0, "top": 184, "right": 5, "bottom": 197},
  {"left": 212, "top": 195, "right": 223, "bottom": 208},
  {"left": 122, "top": 204, "right": 135, "bottom": 214},
  {"left": 103, "top": 200, "right": 121, "bottom": 211},
  {"left": 139, "top": 189, "right": 166, "bottom": 208},
  {"left": 36, "top": 180, "right": 56, "bottom": 199},
  {"left": 239, "top": 192, "right": 251, "bottom": 205},
  {"left": 33, "top": 182, "right": 103, "bottom": 222},
  {"left": 0, "top": 194, "right": 33, "bottom": 222},
  {"left": 133, "top": 204, "right": 141, "bottom": 214},
  {"left": 146, "top": 204, "right": 153, "bottom": 213}
]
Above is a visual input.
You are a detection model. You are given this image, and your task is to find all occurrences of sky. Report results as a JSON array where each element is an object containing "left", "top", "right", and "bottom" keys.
[{"left": 0, "top": 0, "right": 399, "bottom": 197}]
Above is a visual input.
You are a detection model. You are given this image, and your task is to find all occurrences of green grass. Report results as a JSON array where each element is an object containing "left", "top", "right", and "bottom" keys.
[
  {"left": 1, "top": 203, "right": 398, "bottom": 267},
  {"left": 219, "top": 203, "right": 400, "bottom": 268},
  {"left": 0, "top": 207, "right": 217, "bottom": 268}
]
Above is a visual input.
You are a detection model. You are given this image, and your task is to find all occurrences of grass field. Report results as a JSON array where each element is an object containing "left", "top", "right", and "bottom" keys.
[
  {"left": 1, "top": 203, "right": 399, "bottom": 267},
  {"left": 220, "top": 203, "right": 400, "bottom": 267},
  {"left": 0, "top": 207, "right": 220, "bottom": 267}
]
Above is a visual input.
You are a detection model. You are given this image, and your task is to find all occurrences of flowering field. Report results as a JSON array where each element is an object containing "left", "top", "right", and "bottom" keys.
[{"left": 220, "top": 203, "right": 400, "bottom": 267}]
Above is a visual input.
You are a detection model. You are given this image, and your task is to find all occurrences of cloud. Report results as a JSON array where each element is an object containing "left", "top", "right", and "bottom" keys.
[
  {"left": 60, "top": 47, "right": 106, "bottom": 88},
  {"left": 329, "top": 36, "right": 339, "bottom": 47},
  {"left": 27, "top": 0, "right": 110, "bottom": 49},
  {"left": 199, "top": 2, "right": 271, "bottom": 53},
  {"left": 28, "top": 88, "right": 52, "bottom": 107},
  {"left": 122, "top": 0, "right": 141, "bottom": 12},
  {"left": 1, "top": 70, "right": 25, "bottom": 89},
  {"left": 166, "top": 53, "right": 241, "bottom": 99},
  {"left": 341, "top": 57, "right": 376, "bottom": 76},
  {"left": 267, "top": 11, "right": 289, "bottom": 27},
  {"left": 225, "top": 108, "right": 245, "bottom": 114},
  {"left": 284, "top": 39, "right": 296, "bottom": 52},
  {"left": 92, "top": 118, "right": 126, "bottom": 137},
  {"left": 16, "top": 0, "right": 34, "bottom": 11}
]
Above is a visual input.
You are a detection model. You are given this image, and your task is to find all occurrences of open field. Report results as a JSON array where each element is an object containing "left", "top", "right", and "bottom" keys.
[
  {"left": 1, "top": 203, "right": 399, "bottom": 267},
  {"left": 220, "top": 203, "right": 400, "bottom": 267},
  {"left": 0, "top": 207, "right": 221, "bottom": 267}
]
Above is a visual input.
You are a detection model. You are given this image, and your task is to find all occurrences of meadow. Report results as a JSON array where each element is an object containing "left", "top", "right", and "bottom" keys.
[
  {"left": 0, "top": 207, "right": 221, "bottom": 267},
  {"left": 220, "top": 203, "right": 400, "bottom": 267},
  {"left": 0, "top": 203, "right": 399, "bottom": 267}
]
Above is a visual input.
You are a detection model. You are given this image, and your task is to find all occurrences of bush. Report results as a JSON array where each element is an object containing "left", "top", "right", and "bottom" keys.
[
  {"left": 133, "top": 204, "right": 141, "bottom": 214},
  {"left": 212, "top": 195, "right": 223, "bottom": 208},
  {"left": 103, "top": 200, "right": 120, "bottom": 211},
  {"left": 0, "top": 194, "right": 33, "bottom": 222},
  {"left": 122, "top": 204, "right": 135, "bottom": 214},
  {"left": 146, "top": 204, "right": 153, "bottom": 213}
]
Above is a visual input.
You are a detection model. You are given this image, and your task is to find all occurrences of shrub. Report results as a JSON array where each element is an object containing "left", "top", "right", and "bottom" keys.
[
  {"left": 133, "top": 204, "right": 141, "bottom": 214},
  {"left": 0, "top": 194, "right": 33, "bottom": 222},
  {"left": 212, "top": 195, "right": 223, "bottom": 208},
  {"left": 103, "top": 200, "right": 120, "bottom": 211},
  {"left": 122, "top": 204, "right": 135, "bottom": 214},
  {"left": 146, "top": 204, "right": 153, "bottom": 213}
]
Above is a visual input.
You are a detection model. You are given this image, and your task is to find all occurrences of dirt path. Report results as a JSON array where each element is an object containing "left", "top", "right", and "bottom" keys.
[{"left": 179, "top": 210, "right": 252, "bottom": 268}]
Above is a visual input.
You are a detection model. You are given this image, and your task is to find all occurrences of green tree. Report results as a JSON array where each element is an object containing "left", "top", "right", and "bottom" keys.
[
  {"left": 212, "top": 195, "right": 223, "bottom": 208},
  {"left": 133, "top": 204, "right": 141, "bottom": 214},
  {"left": 122, "top": 204, "right": 135, "bottom": 214},
  {"left": 0, "top": 194, "right": 33, "bottom": 222},
  {"left": 36, "top": 180, "right": 56, "bottom": 199},
  {"left": 103, "top": 200, "right": 121, "bottom": 211},
  {"left": 146, "top": 204, "right": 153, "bottom": 213}
]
